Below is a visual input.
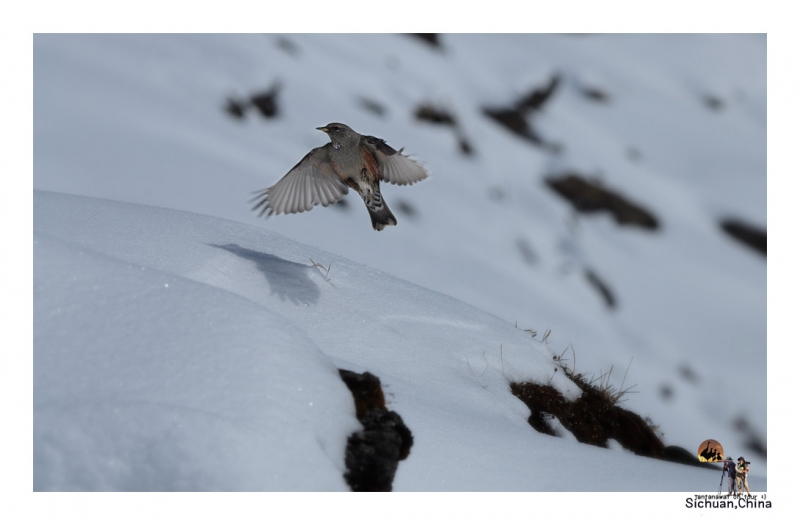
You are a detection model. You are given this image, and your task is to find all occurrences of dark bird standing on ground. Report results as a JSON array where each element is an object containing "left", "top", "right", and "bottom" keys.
[{"left": 252, "top": 123, "right": 429, "bottom": 231}]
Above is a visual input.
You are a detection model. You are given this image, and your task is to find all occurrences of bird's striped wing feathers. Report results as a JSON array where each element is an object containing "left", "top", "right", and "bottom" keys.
[
  {"left": 363, "top": 135, "right": 429, "bottom": 186},
  {"left": 251, "top": 146, "right": 349, "bottom": 216}
]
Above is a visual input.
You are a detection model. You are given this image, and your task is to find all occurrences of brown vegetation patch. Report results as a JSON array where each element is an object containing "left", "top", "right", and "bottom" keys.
[
  {"left": 510, "top": 380, "right": 665, "bottom": 458},
  {"left": 546, "top": 173, "right": 659, "bottom": 230}
]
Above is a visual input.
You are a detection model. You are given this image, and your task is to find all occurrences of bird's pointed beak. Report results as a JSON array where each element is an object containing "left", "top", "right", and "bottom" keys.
[{"left": 316, "top": 126, "right": 329, "bottom": 133}]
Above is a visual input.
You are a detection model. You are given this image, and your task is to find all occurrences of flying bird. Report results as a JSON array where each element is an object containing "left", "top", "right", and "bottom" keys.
[{"left": 251, "top": 123, "right": 429, "bottom": 231}]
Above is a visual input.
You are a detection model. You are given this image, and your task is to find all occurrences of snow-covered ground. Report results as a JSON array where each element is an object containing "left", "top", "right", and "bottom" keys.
[
  {"left": 37, "top": 190, "right": 754, "bottom": 492},
  {"left": 32, "top": 33, "right": 767, "bottom": 495}
]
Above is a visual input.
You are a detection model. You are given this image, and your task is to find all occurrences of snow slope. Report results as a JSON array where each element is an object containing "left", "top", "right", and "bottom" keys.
[
  {"left": 34, "top": 190, "right": 757, "bottom": 491},
  {"left": 32, "top": 33, "right": 767, "bottom": 488}
]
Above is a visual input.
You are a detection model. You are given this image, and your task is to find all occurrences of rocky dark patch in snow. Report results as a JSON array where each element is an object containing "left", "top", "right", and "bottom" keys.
[
  {"left": 626, "top": 146, "right": 643, "bottom": 162},
  {"left": 339, "top": 369, "right": 413, "bottom": 492},
  {"left": 581, "top": 86, "right": 611, "bottom": 103},
  {"left": 250, "top": 83, "right": 281, "bottom": 119},
  {"left": 483, "top": 106, "right": 543, "bottom": 144},
  {"left": 359, "top": 97, "right": 387, "bottom": 117},
  {"left": 703, "top": 94, "right": 725, "bottom": 112},
  {"left": 510, "top": 379, "right": 665, "bottom": 458},
  {"left": 584, "top": 268, "right": 616, "bottom": 309},
  {"left": 487, "top": 186, "right": 506, "bottom": 202},
  {"left": 720, "top": 218, "right": 766, "bottom": 257},
  {"left": 678, "top": 363, "right": 701, "bottom": 385},
  {"left": 456, "top": 136, "right": 474, "bottom": 156},
  {"left": 546, "top": 173, "right": 659, "bottom": 230},
  {"left": 408, "top": 33, "right": 441, "bottom": 49},
  {"left": 733, "top": 416, "right": 767, "bottom": 459},
  {"left": 515, "top": 237, "right": 539, "bottom": 267},
  {"left": 659, "top": 383, "right": 674, "bottom": 400},
  {"left": 414, "top": 103, "right": 474, "bottom": 156},
  {"left": 224, "top": 97, "right": 247, "bottom": 119},
  {"left": 414, "top": 104, "right": 456, "bottom": 126},
  {"left": 274, "top": 36, "right": 300, "bottom": 57},
  {"left": 224, "top": 82, "right": 281, "bottom": 120},
  {"left": 482, "top": 74, "right": 561, "bottom": 150},
  {"left": 516, "top": 75, "right": 561, "bottom": 111}
]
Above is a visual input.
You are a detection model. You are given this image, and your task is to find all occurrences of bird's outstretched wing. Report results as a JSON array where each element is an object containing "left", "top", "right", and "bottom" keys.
[
  {"left": 362, "top": 135, "right": 429, "bottom": 186},
  {"left": 251, "top": 146, "right": 349, "bottom": 216}
]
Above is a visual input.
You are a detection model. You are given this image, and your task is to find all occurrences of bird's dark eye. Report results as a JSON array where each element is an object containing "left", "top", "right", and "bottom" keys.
[{"left": 331, "top": 126, "right": 340, "bottom": 132}]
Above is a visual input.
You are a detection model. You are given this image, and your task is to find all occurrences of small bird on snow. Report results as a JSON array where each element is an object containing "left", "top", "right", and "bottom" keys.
[{"left": 251, "top": 123, "right": 429, "bottom": 231}]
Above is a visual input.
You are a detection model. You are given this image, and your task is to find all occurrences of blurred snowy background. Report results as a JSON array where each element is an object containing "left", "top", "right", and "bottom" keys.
[{"left": 33, "top": 33, "right": 766, "bottom": 490}]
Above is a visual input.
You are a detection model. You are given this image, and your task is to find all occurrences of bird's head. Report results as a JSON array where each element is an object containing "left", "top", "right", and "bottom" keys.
[{"left": 317, "top": 123, "right": 357, "bottom": 149}]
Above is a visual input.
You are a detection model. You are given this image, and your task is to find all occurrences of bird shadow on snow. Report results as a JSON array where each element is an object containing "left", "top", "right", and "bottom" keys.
[{"left": 208, "top": 243, "right": 320, "bottom": 305}]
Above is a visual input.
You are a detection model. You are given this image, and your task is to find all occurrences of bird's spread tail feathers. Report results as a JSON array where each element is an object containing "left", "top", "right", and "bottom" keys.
[
  {"left": 368, "top": 204, "right": 397, "bottom": 231},
  {"left": 362, "top": 186, "right": 397, "bottom": 231},
  {"left": 367, "top": 203, "right": 397, "bottom": 231},
  {"left": 359, "top": 181, "right": 397, "bottom": 231}
]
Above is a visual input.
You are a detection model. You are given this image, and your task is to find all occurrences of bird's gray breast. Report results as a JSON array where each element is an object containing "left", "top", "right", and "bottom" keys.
[{"left": 328, "top": 145, "right": 364, "bottom": 178}]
